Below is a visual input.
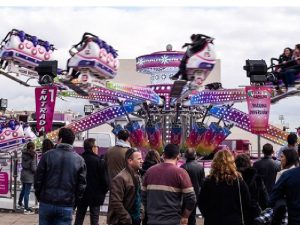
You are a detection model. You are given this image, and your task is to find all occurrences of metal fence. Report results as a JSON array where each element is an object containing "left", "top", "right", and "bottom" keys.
[{"left": 0, "top": 150, "right": 19, "bottom": 211}]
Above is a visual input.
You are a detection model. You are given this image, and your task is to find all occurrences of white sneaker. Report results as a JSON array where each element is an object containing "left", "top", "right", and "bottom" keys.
[
  {"left": 24, "top": 208, "right": 35, "bottom": 215},
  {"left": 288, "top": 87, "right": 297, "bottom": 92},
  {"left": 31, "top": 204, "right": 39, "bottom": 209},
  {"left": 16, "top": 204, "right": 24, "bottom": 209}
]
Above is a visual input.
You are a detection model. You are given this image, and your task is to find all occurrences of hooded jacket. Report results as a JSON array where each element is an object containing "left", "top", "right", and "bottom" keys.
[
  {"left": 104, "top": 140, "right": 131, "bottom": 184},
  {"left": 20, "top": 149, "right": 37, "bottom": 183}
]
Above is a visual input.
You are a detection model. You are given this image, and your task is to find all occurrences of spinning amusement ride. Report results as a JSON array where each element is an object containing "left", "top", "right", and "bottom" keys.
[{"left": 0, "top": 29, "right": 293, "bottom": 155}]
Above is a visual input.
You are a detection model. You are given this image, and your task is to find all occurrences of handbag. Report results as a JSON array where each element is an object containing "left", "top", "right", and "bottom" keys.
[
  {"left": 254, "top": 207, "right": 288, "bottom": 225},
  {"left": 237, "top": 178, "right": 245, "bottom": 225}
]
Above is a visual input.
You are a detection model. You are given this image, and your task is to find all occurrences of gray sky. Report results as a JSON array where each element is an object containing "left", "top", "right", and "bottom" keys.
[{"left": 0, "top": 7, "right": 299, "bottom": 130}]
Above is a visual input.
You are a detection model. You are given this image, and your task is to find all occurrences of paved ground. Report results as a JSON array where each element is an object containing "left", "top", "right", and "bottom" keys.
[{"left": 0, "top": 211, "right": 204, "bottom": 225}]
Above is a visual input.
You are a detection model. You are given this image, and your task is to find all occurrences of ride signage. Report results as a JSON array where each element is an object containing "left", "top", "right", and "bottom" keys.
[
  {"left": 245, "top": 86, "right": 272, "bottom": 134},
  {"left": 35, "top": 86, "right": 57, "bottom": 134},
  {"left": 0, "top": 172, "right": 8, "bottom": 195}
]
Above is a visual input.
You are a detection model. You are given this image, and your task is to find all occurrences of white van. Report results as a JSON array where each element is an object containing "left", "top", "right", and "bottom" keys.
[{"left": 73, "top": 132, "right": 115, "bottom": 155}]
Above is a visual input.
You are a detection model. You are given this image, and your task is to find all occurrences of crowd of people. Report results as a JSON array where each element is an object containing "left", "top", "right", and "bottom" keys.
[
  {"left": 17, "top": 128, "right": 300, "bottom": 225},
  {"left": 274, "top": 44, "right": 300, "bottom": 92}
]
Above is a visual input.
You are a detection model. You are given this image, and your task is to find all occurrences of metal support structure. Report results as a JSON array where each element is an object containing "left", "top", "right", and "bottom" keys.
[
  {"left": 257, "top": 134, "right": 261, "bottom": 159},
  {"left": 12, "top": 150, "right": 18, "bottom": 212},
  {"left": 84, "top": 104, "right": 94, "bottom": 140},
  {"left": 0, "top": 70, "right": 31, "bottom": 87},
  {"left": 180, "top": 114, "right": 188, "bottom": 148}
]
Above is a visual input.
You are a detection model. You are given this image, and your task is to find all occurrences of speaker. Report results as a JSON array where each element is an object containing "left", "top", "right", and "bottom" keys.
[
  {"left": 244, "top": 60, "right": 267, "bottom": 77},
  {"left": 244, "top": 59, "right": 268, "bottom": 83},
  {"left": 36, "top": 60, "right": 58, "bottom": 77}
]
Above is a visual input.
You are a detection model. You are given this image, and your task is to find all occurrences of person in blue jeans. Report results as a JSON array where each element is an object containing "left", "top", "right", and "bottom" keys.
[
  {"left": 18, "top": 141, "right": 37, "bottom": 214},
  {"left": 39, "top": 202, "right": 73, "bottom": 225},
  {"left": 34, "top": 128, "right": 86, "bottom": 225}
]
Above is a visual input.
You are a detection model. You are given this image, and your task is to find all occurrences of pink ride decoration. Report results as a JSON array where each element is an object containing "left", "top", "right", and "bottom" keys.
[
  {"left": 67, "top": 33, "right": 119, "bottom": 83},
  {"left": 0, "top": 123, "right": 25, "bottom": 151},
  {"left": 35, "top": 86, "right": 58, "bottom": 134},
  {"left": 245, "top": 86, "right": 272, "bottom": 134},
  {"left": 0, "top": 29, "right": 55, "bottom": 75},
  {"left": 146, "top": 124, "right": 163, "bottom": 153},
  {"left": 186, "top": 39, "right": 216, "bottom": 85},
  {"left": 125, "top": 121, "right": 149, "bottom": 149}
]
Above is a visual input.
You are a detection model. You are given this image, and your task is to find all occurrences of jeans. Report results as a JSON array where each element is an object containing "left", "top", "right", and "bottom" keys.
[
  {"left": 282, "top": 65, "right": 300, "bottom": 88},
  {"left": 74, "top": 203, "right": 100, "bottom": 225},
  {"left": 284, "top": 69, "right": 297, "bottom": 87},
  {"left": 18, "top": 183, "right": 32, "bottom": 209},
  {"left": 39, "top": 202, "right": 73, "bottom": 225}
]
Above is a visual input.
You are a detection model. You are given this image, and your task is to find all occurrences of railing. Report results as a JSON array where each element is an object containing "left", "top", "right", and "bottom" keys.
[{"left": 0, "top": 150, "right": 19, "bottom": 211}]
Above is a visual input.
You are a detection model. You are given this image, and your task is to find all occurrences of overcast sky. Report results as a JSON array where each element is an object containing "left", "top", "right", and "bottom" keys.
[{"left": 0, "top": 7, "right": 299, "bottom": 130}]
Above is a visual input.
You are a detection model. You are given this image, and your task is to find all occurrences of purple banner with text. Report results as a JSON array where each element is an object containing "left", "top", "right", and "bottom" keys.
[
  {"left": 35, "top": 86, "right": 57, "bottom": 134},
  {"left": 245, "top": 86, "right": 272, "bottom": 134}
]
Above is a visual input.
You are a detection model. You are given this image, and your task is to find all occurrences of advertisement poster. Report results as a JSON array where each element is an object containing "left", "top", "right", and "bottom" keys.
[
  {"left": 0, "top": 172, "right": 8, "bottom": 195},
  {"left": 35, "top": 86, "right": 57, "bottom": 134},
  {"left": 245, "top": 86, "right": 272, "bottom": 134}
]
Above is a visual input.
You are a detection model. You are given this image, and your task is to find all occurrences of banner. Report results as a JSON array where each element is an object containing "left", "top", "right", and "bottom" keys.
[
  {"left": 0, "top": 172, "right": 8, "bottom": 195},
  {"left": 35, "top": 86, "right": 57, "bottom": 134},
  {"left": 245, "top": 86, "right": 272, "bottom": 134}
]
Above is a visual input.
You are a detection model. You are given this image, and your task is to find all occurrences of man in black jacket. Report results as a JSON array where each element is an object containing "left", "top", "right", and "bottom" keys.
[
  {"left": 34, "top": 128, "right": 86, "bottom": 225},
  {"left": 180, "top": 149, "right": 205, "bottom": 225},
  {"left": 253, "top": 143, "right": 280, "bottom": 195},
  {"left": 74, "top": 138, "right": 108, "bottom": 225},
  {"left": 269, "top": 167, "right": 300, "bottom": 225}
]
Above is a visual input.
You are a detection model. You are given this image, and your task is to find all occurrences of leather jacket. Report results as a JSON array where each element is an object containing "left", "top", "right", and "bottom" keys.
[
  {"left": 107, "top": 168, "right": 142, "bottom": 225},
  {"left": 34, "top": 143, "right": 87, "bottom": 207}
]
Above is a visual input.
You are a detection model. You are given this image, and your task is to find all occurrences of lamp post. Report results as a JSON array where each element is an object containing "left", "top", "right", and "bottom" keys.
[
  {"left": 279, "top": 115, "right": 284, "bottom": 124},
  {"left": 84, "top": 105, "right": 94, "bottom": 138}
]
